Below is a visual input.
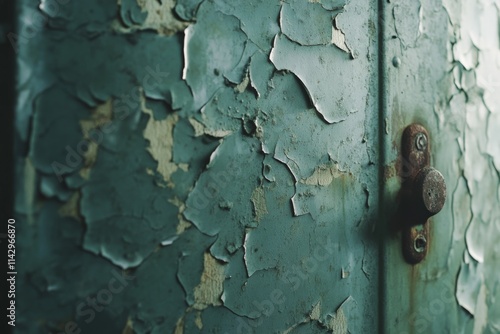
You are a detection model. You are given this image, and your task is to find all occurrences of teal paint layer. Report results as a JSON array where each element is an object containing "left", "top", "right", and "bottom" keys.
[{"left": 15, "top": 0, "right": 380, "bottom": 333}]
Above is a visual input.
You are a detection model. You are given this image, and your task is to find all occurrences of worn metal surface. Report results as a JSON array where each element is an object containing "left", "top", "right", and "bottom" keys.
[
  {"left": 14, "top": 0, "right": 380, "bottom": 333},
  {"left": 382, "top": 0, "right": 500, "bottom": 333},
  {"left": 414, "top": 167, "right": 446, "bottom": 218},
  {"left": 396, "top": 124, "right": 446, "bottom": 264}
]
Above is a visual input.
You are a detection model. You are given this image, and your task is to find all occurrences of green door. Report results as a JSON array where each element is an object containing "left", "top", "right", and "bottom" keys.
[{"left": 8, "top": 0, "right": 499, "bottom": 333}]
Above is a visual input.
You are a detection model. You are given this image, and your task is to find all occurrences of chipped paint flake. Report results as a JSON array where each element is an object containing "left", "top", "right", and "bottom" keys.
[
  {"left": 174, "top": 315, "right": 184, "bottom": 334},
  {"left": 332, "top": 16, "right": 350, "bottom": 53},
  {"left": 251, "top": 186, "right": 268, "bottom": 222},
  {"left": 205, "top": 129, "right": 233, "bottom": 138},
  {"left": 168, "top": 197, "right": 193, "bottom": 235},
  {"left": 160, "top": 235, "right": 179, "bottom": 246},
  {"left": 456, "top": 253, "right": 483, "bottom": 316},
  {"left": 114, "top": 0, "right": 189, "bottom": 35},
  {"left": 473, "top": 283, "right": 488, "bottom": 334},
  {"left": 189, "top": 117, "right": 233, "bottom": 138},
  {"left": 193, "top": 252, "right": 226, "bottom": 310},
  {"left": 182, "top": 5, "right": 247, "bottom": 110},
  {"left": 270, "top": 33, "right": 365, "bottom": 123},
  {"left": 280, "top": 0, "right": 343, "bottom": 46},
  {"left": 300, "top": 162, "right": 346, "bottom": 186},
  {"left": 188, "top": 117, "right": 205, "bottom": 137},
  {"left": 327, "top": 307, "right": 347, "bottom": 334},
  {"left": 121, "top": 316, "right": 134, "bottom": 334},
  {"left": 309, "top": 301, "right": 321, "bottom": 321},
  {"left": 194, "top": 311, "right": 203, "bottom": 330},
  {"left": 22, "top": 157, "right": 36, "bottom": 224},
  {"left": 142, "top": 93, "right": 180, "bottom": 187},
  {"left": 305, "top": 297, "right": 353, "bottom": 333},
  {"left": 248, "top": 51, "right": 274, "bottom": 98},
  {"left": 79, "top": 99, "right": 113, "bottom": 179},
  {"left": 234, "top": 70, "right": 250, "bottom": 94},
  {"left": 243, "top": 232, "right": 250, "bottom": 276},
  {"left": 291, "top": 159, "right": 359, "bottom": 218},
  {"left": 58, "top": 192, "right": 81, "bottom": 220}
]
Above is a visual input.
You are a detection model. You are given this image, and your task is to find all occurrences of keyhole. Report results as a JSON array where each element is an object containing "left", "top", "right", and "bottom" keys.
[{"left": 414, "top": 235, "right": 427, "bottom": 253}]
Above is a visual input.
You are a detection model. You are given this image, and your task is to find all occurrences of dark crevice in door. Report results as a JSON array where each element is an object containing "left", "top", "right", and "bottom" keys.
[{"left": 377, "top": 0, "right": 387, "bottom": 333}]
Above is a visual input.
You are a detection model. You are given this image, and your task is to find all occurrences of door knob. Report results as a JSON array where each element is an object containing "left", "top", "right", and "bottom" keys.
[
  {"left": 413, "top": 166, "right": 446, "bottom": 220},
  {"left": 398, "top": 124, "right": 447, "bottom": 264}
]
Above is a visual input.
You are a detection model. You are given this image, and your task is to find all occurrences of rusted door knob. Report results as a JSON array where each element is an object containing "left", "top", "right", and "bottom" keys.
[
  {"left": 413, "top": 166, "right": 446, "bottom": 220},
  {"left": 399, "top": 124, "right": 447, "bottom": 264}
]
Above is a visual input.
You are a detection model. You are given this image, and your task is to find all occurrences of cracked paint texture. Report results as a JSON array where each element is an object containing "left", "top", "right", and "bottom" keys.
[
  {"left": 15, "top": 0, "right": 379, "bottom": 333},
  {"left": 451, "top": 1, "right": 500, "bottom": 332}
]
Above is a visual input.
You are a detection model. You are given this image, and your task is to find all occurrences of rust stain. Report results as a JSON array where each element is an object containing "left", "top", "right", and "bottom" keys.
[{"left": 408, "top": 264, "right": 418, "bottom": 334}]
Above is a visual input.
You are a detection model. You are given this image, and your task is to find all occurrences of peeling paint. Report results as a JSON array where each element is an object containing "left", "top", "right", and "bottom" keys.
[
  {"left": 142, "top": 92, "right": 185, "bottom": 187},
  {"left": 332, "top": 16, "right": 351, "bottom": 53},
  {"left": 251, "top": 185, "right": 268, "bottom": 222},
  {"left": 188, "top": 117, "right": 205, "bottom": 137},
  {"left": 300, "top": 162, "right": 346, "bottom": 186},
  {"left": 121, "top": 316, "right": 134, "bottom": 334},
  {"left": 192, "top": 252, "right": 226, "bottom": 310},
  {"left": 79, "top": 99, "right": 113, "bottom": 179},
  {"left": 234, "top": 69, "right": 251, "bottom": 94},
  {"left": 456, "top": 252, "right": 483, "bottom": 316},
  {"left": 280, "top": 0, "right": 346, "bottom": 47},
  {"left": 15, "top": 0, "right": 379, "bottom": 332},
  {"left": 188, "top": 117, "right": 232, "bottom": 138},
  {"left": 327, "top": 307, "right": 347, "bottom": 333},
  {"left": 291, "top": 160, "right": 358, "bottom": 218},
  {"left": 302, "top": 297, "right": 354, "bottom": 333},
  {"left": 270, "top": 32, "right": 365, "bottom": 123},
  {"left": 447, "top": 2, "right": 500, "bottom": 329},
  {"left": 14, "top": 0, "right": 500, "bottom": 331},
  {"left": 194, "top": 311, "right": 203, "bottom": 330},
  {"left": 168, "top": 197, "right": 192, "bottom": 235},
  {"left": 20, "top": 157, "right": 36, "bottom": 224},
  {"left": 174, "top": 315, "right": 184, "bottom": 334},
  {"left": 58, "top": 192, "right": 82, "bottom": 221},
  {"left": 114, "top": 0, "right": 189, "bottom": 35},
  {"left": 309, "top": 301, "right": 321, "bottom": 321},
  {"left": 182, "top": 3, "right": 247, "bottom": 110}
]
